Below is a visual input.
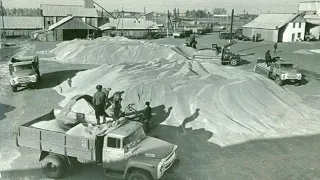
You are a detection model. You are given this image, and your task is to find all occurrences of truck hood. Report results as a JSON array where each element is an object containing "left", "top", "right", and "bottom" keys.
[
  {"left": 132, "top": 137, "right": 175, "bottom": 159},
  {"left": 280, "top": 69, "right": 298, "bottom": 74},
  {"left": 12, "top": 70, "right": 35, "bottom": 77}
]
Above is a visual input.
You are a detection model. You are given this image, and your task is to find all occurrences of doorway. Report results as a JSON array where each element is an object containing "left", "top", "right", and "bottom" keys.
[{"left": 291, "top": 33, "right": 295, "bottom": 42}]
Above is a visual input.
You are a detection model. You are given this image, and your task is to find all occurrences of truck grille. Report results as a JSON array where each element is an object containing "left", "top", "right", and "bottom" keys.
[
  {"left": 287, "top": 75, "right": 297, "bottom": 79},
  {"left": 17, "top": 77, "right": 30, "bottom": 83}
]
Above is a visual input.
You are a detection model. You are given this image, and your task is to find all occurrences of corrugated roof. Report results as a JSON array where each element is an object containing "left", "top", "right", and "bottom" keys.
[
  {"left": 40, "top": 4, "right": 98, "bottom": 17},
  {"left": 243, "top": 14, "right": 299, "bottom": 30},
  {"left": 299, "top": 1, "right": 320, "bottom": 12},
  {"left": 304, "top": 14, "right": 320, "bottom": 24},
  {"left": 99, "top": 18, "right": 159, "bottom": 30},
  {"left": 48, "top": 16, "right": 98, "bottom": 30},
  {"left": 0, "top": 16, "right": 44, "bottom": 29}
]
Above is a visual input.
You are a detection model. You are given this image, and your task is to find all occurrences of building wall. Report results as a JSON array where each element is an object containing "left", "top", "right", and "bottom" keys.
[
  {"left": 4, "top": 29, "right": 41, "bottom": 37},
  {"left": 282, "top": 22, "right": 306, "bottom": 42},
  {"left": 44, "top": 17, "right": 54, "bottom": 29},
  {"left": 243, "top": 28, "right": 278, "bottom": 42}
]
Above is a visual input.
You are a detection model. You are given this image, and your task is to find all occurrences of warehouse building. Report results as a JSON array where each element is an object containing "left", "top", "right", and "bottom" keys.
[
  {"left": 243, "top": 13, "right": 306, "bottom": 42},
  {"left": 299, "top": 1, "right": 320, "bottom": 40},
  {"left": 40, "top": 0, "right": 98, "bottom": 29},
  {"left": 32, "top": 16, "right": 98, "bottom": 41},
  {"left": 99, "top": 18, "right": 158, "bottom": 39},
  {"left": 299, "top": 1, "right": 320, "bottom": 15},
  {"left": 0, "top": 16, "right": 44, "bottom": 38}
]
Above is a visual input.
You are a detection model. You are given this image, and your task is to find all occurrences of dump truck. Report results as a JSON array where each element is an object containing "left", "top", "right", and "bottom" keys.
[
  {"left": 192, "top": 40, "right": 241, "bottom": 66},
  {"left": 254, "top": 57, "right": 302, "bottom": 86},
  {"left": 15, "top": 95, "right": 178, "bottom": 180},
  {"left": 8, "top": 55, "right": 41, "bottom": 92}
]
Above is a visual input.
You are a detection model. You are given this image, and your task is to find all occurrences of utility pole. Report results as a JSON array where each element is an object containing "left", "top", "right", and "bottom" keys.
[
  {"left": 229, "top": 9, "right": 234, "bottom": 42},
  {"left": 121, "top": 7, "right": 124, "bottom": 36},
  {"left": 167, "top": 10, "right": 169, "bottom": 37},
  {"left": 0, "top": 0, "right": 5, "bottom": 40}
]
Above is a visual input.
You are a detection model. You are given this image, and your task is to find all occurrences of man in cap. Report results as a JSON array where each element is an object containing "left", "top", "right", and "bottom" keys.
[
  {"left": 143, "top": 101, "right": 152, "bottom": 133},
  {"left": 265, "top": 50, "right": 272, "bottom": 66},
  {"left": 92, "top": 85, "right": 107, "bottom": 125}
]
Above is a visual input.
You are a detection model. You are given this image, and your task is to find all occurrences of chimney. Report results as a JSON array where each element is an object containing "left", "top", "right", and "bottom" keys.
[{"left": 84, "top": 0, "right": 94, "bottom": 8}]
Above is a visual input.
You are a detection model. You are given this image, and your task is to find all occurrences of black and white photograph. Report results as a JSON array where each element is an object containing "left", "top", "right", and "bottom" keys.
[{"left": 1, "top": 0, "right": 320, "bottom": 179}]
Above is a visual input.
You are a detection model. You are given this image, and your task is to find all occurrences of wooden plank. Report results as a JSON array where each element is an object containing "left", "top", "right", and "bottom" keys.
[
  {"left": 18, "top": 137, "right": 40, "bottom": 149},
  {"left": 41, "top": 131, "right": 65, "bottom": 144},
  {"left": 42, "top": 142, "right": 65, "bottom": 154},
  {"left": 66, "top": 136, "right": 91, "bottom": 150},
  {"left": 19, "top": 126, "right": 40, "bottom": 139},
  {"left": 66, "top": 148, "right": 94, "bottom": 160}
]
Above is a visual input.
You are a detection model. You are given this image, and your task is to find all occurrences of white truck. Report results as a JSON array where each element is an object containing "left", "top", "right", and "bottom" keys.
[
  {"left": 254, "top": 57, "right": 302, "bottom": 86},
  {"left": 15, "top": 95, "right": 178, "bottom": 180},
  {"left": 8, "top": 55, "right": 41, "bottom": 92}
]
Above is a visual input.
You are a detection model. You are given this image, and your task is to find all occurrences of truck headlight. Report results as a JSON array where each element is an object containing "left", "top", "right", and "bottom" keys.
[
  {"left": 281, "top": 74, "right": 286, "bottom": 80},
  {"left": 10, "top": 79, "right": 16, "bottom": 85},
  {"left": 297, "top": 74, "right": 302, "bottom": 80},
  {"left": 29, "top": 75, "right": 37, "bottom": 82}
]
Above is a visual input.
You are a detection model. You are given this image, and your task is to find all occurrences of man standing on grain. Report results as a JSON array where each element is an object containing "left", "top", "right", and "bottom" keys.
[{"left": 92, "top": 85, "right": 107, "bottom": 125}]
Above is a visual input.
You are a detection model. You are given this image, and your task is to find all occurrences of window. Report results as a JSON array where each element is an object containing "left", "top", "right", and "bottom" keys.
[
  {"left": 47, "top": 21, "right": 51, "bottom": 25},
  {"left": 298, "top": 32, "right": 301, "bottom": 38},
  {"left": 293, "top": 23, "right": 295, "bottom": 28},
  {"left": 299, "top": 23, "right": 301, "bottom": 28},
  {"left": 134, "top": 21, "right": 136, "bottom": 23},
  {"left": 107, "top": 137, "right": 121, "bottom": 148}
]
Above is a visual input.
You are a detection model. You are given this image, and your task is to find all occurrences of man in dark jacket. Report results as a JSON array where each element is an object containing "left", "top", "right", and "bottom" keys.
[
  {"left": 143, "top": 102, "right": 152, "bottom": 133},
  {"left": 274, "top": 43, "right": 278, "bottom": 53},
  {"left": 92, "top": 85, "right": 107, "bottom": 125},
  {"left": 265, "top": 50, "right": 272, "bottom": 66}
]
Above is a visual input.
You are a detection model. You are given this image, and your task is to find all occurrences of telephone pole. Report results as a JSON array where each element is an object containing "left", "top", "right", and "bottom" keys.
[
  {"left": 0, "top": 0, "right": 5, "bottom": 40},
  {"left": 229, "top": 9, "right": 234, "bottom": 41},
  {"left": 121, "top": 7, "right": 124, "bottom": 36}
]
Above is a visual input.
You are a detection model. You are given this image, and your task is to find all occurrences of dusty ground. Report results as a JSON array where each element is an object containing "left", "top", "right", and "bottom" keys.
[{"left": 1, "top": 34, "right": 320, "bottom": 180}]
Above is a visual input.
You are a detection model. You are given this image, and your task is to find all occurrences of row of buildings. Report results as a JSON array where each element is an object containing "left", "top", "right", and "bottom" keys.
[{"left": 242, "top": 1, "right": 320, "bottom": 42}]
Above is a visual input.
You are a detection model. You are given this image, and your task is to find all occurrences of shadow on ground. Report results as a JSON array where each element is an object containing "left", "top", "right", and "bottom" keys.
[
  {"left": 0, "top": 103, "right": 15, "bottom": 120},
  {"left": 4, "top": 108, "right": 320, "bottom": 180},
  {"left": 38, "top": 69, "right": 87, "bottom": 89}
]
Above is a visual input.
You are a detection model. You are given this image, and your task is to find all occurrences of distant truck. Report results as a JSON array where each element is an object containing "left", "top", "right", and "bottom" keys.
[
  {"left": 8, "top": 55, "right": 41, "bottom": 92},
  {"left": 254, "top": 57, "right": 302, "bottom": 86},
  {"left": 15, "top": 95, "right": 178, "bottom": 180},
  {"left": 192, "top": 40, "right": 241, "bottom": 66}
]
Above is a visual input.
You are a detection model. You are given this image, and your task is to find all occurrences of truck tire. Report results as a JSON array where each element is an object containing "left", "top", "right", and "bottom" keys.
[
  {"left": 41, "top": 154, "right": 66, "bottom": 179},
  {"left": 230, "top": 58, "right": 238, "bottom": 66},
  {"left": 11, "top": 85, "right": 17, "bottom": 92},
  {"left": 275, "top": 76, "right": 283, "bottom": 86},
  {"left": 127, "top": 169, "right": 153, "bottom": 180},
  {"left": 306, "top": 37, "right": 310, "bottom": 42}
]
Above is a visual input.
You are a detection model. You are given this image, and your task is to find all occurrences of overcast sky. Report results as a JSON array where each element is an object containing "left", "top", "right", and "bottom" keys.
[{"left": 2, "top": 0, "right": 302, "bottom": 14}]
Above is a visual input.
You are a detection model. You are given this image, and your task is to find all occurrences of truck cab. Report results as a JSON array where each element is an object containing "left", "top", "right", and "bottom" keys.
[
  {"left": 9, "top": 55, "right": 40, "bottom": 92},
  {"left": 102, "top": 121, "right": 178, "bottom": 180}
]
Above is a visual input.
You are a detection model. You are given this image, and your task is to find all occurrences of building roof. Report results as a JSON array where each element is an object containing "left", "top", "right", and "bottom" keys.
[
  {"left": 304, "top": 14, "right": 320, "bottom": 24},
  {"left": 40, "top": 4, "right": 98, "bottom": 17},
  {"left": 299, "top": 1, "right": 320, "bottom": 12},
  {"left": 243, "top": 13, "right": 300, "bottom": 30},
  {"left": 99, "top": 18, "right": 159, "bottom": 30},
  {"left": 48, "top": 16, "right": 98, "bottom": 30},
  {"left": 0, "top": 16, "right": 44, "bottom": 29}
]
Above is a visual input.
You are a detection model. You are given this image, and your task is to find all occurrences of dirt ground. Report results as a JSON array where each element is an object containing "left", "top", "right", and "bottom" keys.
[{"left": 1, "top": 34, "right": 320, "bottom": 180}]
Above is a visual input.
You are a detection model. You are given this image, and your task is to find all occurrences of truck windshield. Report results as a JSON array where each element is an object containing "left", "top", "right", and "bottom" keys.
[
  {"left": 280, "top": 64, "right": 293, "bottom": 68},
  {"left": 14, "top": 64, "right": 33, "bottom": 71},
  {"left": 123, "top": 127, "right": 145, "bottom": 149}
]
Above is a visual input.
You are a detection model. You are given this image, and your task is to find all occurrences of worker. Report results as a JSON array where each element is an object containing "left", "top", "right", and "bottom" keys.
[
  {"left": 274, "top": 43, "right": 278, "bottom": 53},
  {"left": 265, "top": 50, "right": 272, "bottom": 66},
  {"left": 190, "top": 33, "right": 196, "bottom": 48},
  {"left": 92, "top": 85, "right": 107, "bottom": 125},
  {"left": 112, "top": 91, "right": 124, "bottom": 119},
  {"left": 102, "top": 87, "right": 112, "bottom": 110},
  {"left": 143, "top": 102, "right": 152, "bottom": 133}
]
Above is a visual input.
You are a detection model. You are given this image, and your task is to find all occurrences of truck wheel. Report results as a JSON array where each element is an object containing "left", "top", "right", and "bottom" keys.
[
  {"left": 127, "top": 169, "right": 153, "bottom": 180},
  {"left": 230, "top": 58, "right": 238, "bottom": 66},
  {"left": 275, "top": 76, "right": 283, "bottom": 86},
  {"left": 41, "top": 154, "right": 66, "bottom": 179},
  {"left": 11, "top": 85, "right": 17, "bottom": 92}
]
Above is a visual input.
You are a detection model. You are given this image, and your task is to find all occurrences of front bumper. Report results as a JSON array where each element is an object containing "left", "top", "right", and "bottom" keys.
[
  {"left": 10, "top": 76, "right": 38, "bottom": 86},
  {"left": 157, "top": 146, "right": 178, "bottom": 179},
  {"left": 280, "top": 74, "right": 302, "bottom": 81}
]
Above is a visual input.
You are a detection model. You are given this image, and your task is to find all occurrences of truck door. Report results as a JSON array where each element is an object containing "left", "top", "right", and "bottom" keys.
[{"left": 103, "top": 136, "right": 125, "bottom": 170}]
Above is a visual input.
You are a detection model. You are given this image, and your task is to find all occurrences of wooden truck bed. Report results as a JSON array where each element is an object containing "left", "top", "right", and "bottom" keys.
[{"left": 16, "top": 110, "right": 98, "bottom": 162}]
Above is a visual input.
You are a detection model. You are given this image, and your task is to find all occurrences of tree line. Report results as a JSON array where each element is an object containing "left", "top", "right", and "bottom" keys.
[
  {"left": 185, "top": 8, "right": 227, "bottom": 18},
  {"left": 0, "top": 7, "right": 42, "bottom": 16}
]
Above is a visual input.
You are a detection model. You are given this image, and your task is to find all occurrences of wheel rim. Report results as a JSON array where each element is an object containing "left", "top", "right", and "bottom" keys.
[
  {"left": 46, "top": 162, "right": 58, "bottom": 173},
  {"left": 231, "top": 59, "right": 237, "bottom": 66}
]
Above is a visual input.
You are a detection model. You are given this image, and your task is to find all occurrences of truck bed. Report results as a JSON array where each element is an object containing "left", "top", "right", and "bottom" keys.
[{"left": 16, "top": 110, "right": 98, "bottom": 162}]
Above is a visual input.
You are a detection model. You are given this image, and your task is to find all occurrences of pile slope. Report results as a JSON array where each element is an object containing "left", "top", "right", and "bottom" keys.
[
  {"left": 54, "top": 57, "right": 320, "bottom": 147},
  {"left": 50, "top": 37, "right": 189, "bottom": 65}
]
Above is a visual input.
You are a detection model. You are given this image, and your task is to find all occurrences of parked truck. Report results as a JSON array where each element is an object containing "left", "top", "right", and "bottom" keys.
[
  {"left": 8, "top": 55, "right": 41, "bottom": 92},
  {"left": 254, "top": 57, "right": 302, "bottom": 86},
  {"left": 192, "top": 40, "right": 241, "bottom": 66},
  {"left": 15, "top": 95, "right": 178, "bottom": 180}
]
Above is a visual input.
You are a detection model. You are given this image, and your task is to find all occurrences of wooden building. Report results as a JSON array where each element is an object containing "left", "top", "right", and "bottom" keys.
[
  {"left": 33, "top": 16, "right": 98, "bottom": 41},
  {"left": 40, "top": 1, "right": 98, "bottom": 29},
  {"left": 99, "top": 18, "right": 158, "bottom": 39},
  {"left": 0, "top": 16, "right": 44, "bottom": 38}
]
